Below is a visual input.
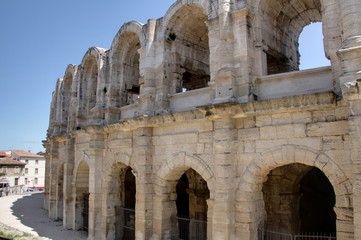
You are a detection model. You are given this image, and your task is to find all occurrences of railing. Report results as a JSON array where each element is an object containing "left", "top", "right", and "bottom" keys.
[
  {"left": 177, "top": 216, "right": 207, "bottom": 240},
  {"left": 169, "top": 87, "right": 213, "bottom": 112},
  {"left": 258, "top": 227, "right": 336, "bottom": 240},
  {"left": 115, "top": 206, "right": 135, "bottom": 240},
  {"left": 255, "top": 66, "right": 333, "bottom": 101},
  {"left": 294, "top": 233, "right": 336, "bottom": 240},
  {"left": 258, "top": 228, "right": 293, "bottom": 240}
]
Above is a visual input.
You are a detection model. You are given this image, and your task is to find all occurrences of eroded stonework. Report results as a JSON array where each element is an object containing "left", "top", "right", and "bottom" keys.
[{"left": 44, "top": 0, "right": 361, "bottom": 239}]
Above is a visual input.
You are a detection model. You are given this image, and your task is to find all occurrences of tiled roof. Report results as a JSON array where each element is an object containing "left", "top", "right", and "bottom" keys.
[
  {"left": 9, "top": 150, "right": 44, "bottom": 158},
  {"left": 0, "top": 151, "right": 6, "bottom": 157},
  {"left": 0, "top": 157, "right": 26, "bottom": 166}
]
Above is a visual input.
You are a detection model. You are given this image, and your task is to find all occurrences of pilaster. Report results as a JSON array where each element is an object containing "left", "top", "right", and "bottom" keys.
[{"left": 212, "top": 117, "right": 237, "bottom": 239}]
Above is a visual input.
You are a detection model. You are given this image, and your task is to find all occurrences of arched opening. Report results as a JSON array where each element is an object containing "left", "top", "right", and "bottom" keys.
[
  {"left": 261, "top": 163, "right": 336, "bottom": 237},
  {"left": 110, "top": 32, "right": 141, "bottom": 107},
  {"left": 299, "top": 168, "right": 336, "bottom": 233},
  {"left": 61, "top": 73, "right": 72, "bottom": 133},
  {"left": 111, "top": 166, "right": 136, "bottom": 240},
  {"left": 299, "top": 22, "right": 330, "bottom": 70},
  {"left": 78, "top": 56, "right": 98, "bottom": 123},
  {"left": 165, "top": 4, "right": 210, "bottom": 94},
  {"left": 259, "top": 0, "right": 324, "bottom": 75},
  {"left": 56, "top": 164, "right": 64, "bottom": 221},
  {"left": 175, "top": 169, "right": 209, "bottom": 240},
  {"left": 74, "top": 161, "right": 89, "bottom": 231}
]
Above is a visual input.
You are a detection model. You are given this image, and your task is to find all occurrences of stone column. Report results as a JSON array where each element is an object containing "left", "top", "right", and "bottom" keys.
[
  {"left": 152, "top": 178, "right": 178, "bottom": 239},
  {"left": 338, "top": 1, "right": 361, "bottom": 238},
  {"left": 133, "top": 127, "right": 154, "bottom": 239},
  {"left": 87, "top": 132, "right": 105, "bottom": 240},
  {"left": 337, "top": 0, "right": 361, "bottom": 97},
  {"left": 212, "top": 0, "right": 237, "bottom": 104},
  {"left": 63, "top": 137, "right": 75, "bottom": 229},
  {"left": 48, "top": 140, "right": 60, "bottom": 220},
  {"left": 212, "top": 117, "right": 237, "bottom": 239},
  {"left": 348, "top": 113, "right": 361, "bottom": 239},
  {"left": 138, "top": 20, "right": 157, "bottom": 117},
  {"left": 231, "top": 8, "right": 254, "bottom": 103}
]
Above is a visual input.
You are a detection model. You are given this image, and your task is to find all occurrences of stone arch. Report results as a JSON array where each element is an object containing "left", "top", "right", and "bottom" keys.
[
  {"left": 110, "top": 21, "right": 146, "bottom": 52},
  {"left": 249, "top": 0, "right": 333, "bottom": 74},
  {"left": 60, "top": 64, "right": 76, "bottom": 134},
  {"left": 77, "top": 47, "right": 106, "bottom": 125},
  {"left": 102, "top": 153, "right": 138, "bottom": 240},
  {"left": 73, "top": 160, "right": 90, "bottom": 231},
  {"left": 235, "top": 145, "right": 352, "bottom": 238},
  {"left": 108, "top": 22, "right": 144, "bottom": 108},
  {"left": 159, "top": 0, "right": 217, "bottom": 41},
  {"left": 156, "top": 152, "right": 214, "bottom": 194},
  {"left": 154, "top": 152, "right": 214, "bottom": 239},
  {"left": 159, "top": 2, "right": 211, "bottom": 94}
]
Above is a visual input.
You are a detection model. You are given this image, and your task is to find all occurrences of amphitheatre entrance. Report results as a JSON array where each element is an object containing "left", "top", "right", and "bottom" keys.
[
  {"left": 260, "top": 163, "right": 336, "bottom": 238},
  {"left": 175, "top": 169, "right": 209, "bottom": 240}
]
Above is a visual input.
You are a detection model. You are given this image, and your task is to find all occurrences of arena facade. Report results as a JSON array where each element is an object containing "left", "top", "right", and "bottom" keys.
[{"left": 44, "top": 0, "right": 361, "bottom": 239}]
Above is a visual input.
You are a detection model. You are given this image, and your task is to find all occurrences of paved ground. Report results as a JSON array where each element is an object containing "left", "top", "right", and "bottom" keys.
[{"left": 0, "top": 192, "right": 87, "bottom": 240}]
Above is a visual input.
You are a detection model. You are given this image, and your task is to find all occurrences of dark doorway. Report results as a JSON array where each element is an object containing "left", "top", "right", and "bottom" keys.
[
  {"left": 177, "top": 174, "right": 190, "bottom": 240},
  {"left": 115, "top": 167, "right": 136, "bottom": 240},
  {"left": 299, "top": 167, "right": 336, "bottom": 234},
  {"left": 262, "top": 164, "right": 336, "bottom": 236},
  {"left": 176, "top": 169, "right": 209, "bottom": 240},
  {"left": 82, "top": 193, "right": 90, "bottom": 231}
]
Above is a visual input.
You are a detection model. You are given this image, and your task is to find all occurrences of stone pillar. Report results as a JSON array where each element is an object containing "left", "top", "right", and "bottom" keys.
[
  {"left": 212, "top": 117, "right": 237, "bottom": 239},
  {"left": 133, "top": 127, "right": 154, "bottom": 239},
  {"left": 152, "top": 178, "right": 178, "bottom": 240},
  {"left": 337, "top": 0, "right": 361, "bottom": 97},
  {"left": 338, "top": 1, "right": 361, "bottom": 238},
  {"left": 63, "top": 137, "right": 75, "bottom": 229},
  {"left": 232, "top": 9, "right": 254, "bottom": 103},
  {"left": 48, "top": 140, "right": 60, "bottom": 220},
  {"left": 138, "top": 20, "right": 157, "bottom": 117},
  {"left": 212, "top": 0, "right": 237, "bottom": 104},
  {"left": 348, "top": 113, "right": 361, "bottom": 239},
  {"left": 87, "top": 143, "right": 104, "bottom": 240}
]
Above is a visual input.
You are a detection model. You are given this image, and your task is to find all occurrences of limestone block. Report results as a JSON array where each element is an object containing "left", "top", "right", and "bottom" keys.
[
  {"left": 288, "top": 137, "right": 322, "bottom": 150},
  {"left": 256, "top": 115, "right": 272, "bottom": 127},
  {"left": 256, "top": 139, "right": 288, "bottom": 152},
  {"left": 322, "top": 136, "right": 345, "bottom": 150},
  {"left": 291, "top": 111, "right": 312, "bottom": 124},
  {"left": 173, "top": 133, "right": 198, "bottom": 144},
  {"left": 199, "top": 131, "right": 213, "bottom": 143},
  {"left": 107, "top": 139, "right": 132, "bottom": 148},
  {"left": 244, "top": 141, "right": 256, "bottom": 153},
  {"left": 238, "top": 128, "right": 260, "bottom": 140},
  {"left": 313, "top": 109, "right": 336, "bottom": 122},
  {"left": 306, "top": 121, "right": 349, "bottom": 137},
  {"left": 271, "top": 113, "right": 292, "bottom": 125},
  {"left": 213, "top": 128, "right": 236, "bottom": 142}
]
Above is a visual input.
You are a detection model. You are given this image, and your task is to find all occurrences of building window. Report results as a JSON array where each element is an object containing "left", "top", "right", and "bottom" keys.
[
  {"left": 25, "top": 168, "right": 28, "bottom": 174},
  {"left": 25, "top": 159, "right": 29, "bottom": 164},
  {"left": 35, "top": 160, "right": 39, "bottom": 165},
  {"left": 15, "top": 166, "right": 19, "bottom": 174},
  {"left": 2, "top": 167, "right": 7, "bottom": 173},
  {"left": 34, "top": 178, "right": 38, "bottom": 185},
  {"left": 25, "top": 178, "right": 28, "bottom": 184},
  {"left": 35, "top": 168, "right": 38, "bottom": 174}
]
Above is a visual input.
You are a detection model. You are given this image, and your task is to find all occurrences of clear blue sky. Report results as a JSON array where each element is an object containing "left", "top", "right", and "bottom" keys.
[{"left": 0, "top": 1, "right": 328, "bottom": 153}]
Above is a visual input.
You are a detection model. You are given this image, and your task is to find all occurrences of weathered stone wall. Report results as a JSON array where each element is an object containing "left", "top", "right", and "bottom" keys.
[{"left": 44, "top": 0, "right": 361, "bottom": 239}]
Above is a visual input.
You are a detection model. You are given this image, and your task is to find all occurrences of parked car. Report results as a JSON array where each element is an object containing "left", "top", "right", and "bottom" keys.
[{"left": 0, "top": 182, "right": 9, "bottom": 197}]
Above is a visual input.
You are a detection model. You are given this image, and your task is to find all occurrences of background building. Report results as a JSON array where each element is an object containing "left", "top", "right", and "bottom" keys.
[
  {"left": 44, "top": 0, "right": 361, "bottom": 239},
  {"left": 0, "top": 151, "right": 26, "bottom": 187},
  {"left": 9, "top": 150, "right": 45, "bottom": 190}
]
